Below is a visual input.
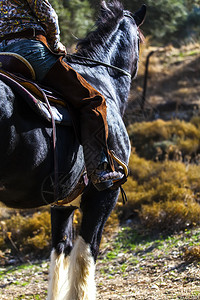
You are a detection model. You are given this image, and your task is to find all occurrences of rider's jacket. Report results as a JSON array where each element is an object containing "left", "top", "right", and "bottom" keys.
[{"left": 0, "top": 0, "right": 60, "bottom": 49}]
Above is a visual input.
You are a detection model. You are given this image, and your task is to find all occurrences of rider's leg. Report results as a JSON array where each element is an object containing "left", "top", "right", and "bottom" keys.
[
  {"left": 41, "top": 57, "right": 109, "bottom": 172},
  {"left": 41, "top": 57, "right": 123, "bottom": 189},
  {"left": 0, "top": 39, "right": 58, "bottom": 81}
]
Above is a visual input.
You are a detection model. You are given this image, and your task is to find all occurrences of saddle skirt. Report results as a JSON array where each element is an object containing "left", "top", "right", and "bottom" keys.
[{"left": 0, "top": 52, "right": 72, "bottom": 126}]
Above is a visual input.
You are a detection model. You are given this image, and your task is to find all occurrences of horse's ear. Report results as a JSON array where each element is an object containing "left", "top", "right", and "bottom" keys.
[
  {"left": 100, "top": 0, "right": 112, "bottom": 18},
  {"left": 100, "top": 1, "right": 109, "bottom": 14},
  {"left": 133, "top": 4, "right": 146, "bottom": 27}
]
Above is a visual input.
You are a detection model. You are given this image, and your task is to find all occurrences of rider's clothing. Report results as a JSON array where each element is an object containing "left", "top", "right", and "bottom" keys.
[{"left": 0, "top": 0, "right": 60, "bottom": 50}]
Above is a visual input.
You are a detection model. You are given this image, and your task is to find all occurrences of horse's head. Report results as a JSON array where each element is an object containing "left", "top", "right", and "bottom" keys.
[
  {"left": 122, "top": 4, "right": 146, "bottom": 79},
  {"left": 76, "top": 1, "right": 146, "bottom": 80},
  {"left": 99, "top": 1, "right": 146, "bottom": 79}
]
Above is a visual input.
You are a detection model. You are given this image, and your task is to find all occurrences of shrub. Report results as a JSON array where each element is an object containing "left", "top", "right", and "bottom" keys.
[
  {"left": 0, "top": 210, "right": 51, "bottom": 256},
  {"left": 191, "top": 116, "right": 200, "bottom": 129},
  {"left": 128, "top": 119, "right": 200, "bottom": 160},
  {"left": 139, "top": 200, "right": 200, "bottom": 232},
  {"left": 183, "top": 246, "right": 200, "bottom": 262}
]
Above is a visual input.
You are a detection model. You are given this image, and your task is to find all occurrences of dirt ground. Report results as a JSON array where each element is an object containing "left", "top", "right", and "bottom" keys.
[
  {"left": 96, "top": 247, "right": 200, "bottom": 299},
  {"left": 1, "top": 226, "right": 200, "bottom": 300}
]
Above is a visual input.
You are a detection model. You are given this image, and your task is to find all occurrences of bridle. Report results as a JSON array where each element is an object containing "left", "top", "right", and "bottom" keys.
[
  {"left": 66, "top": 13, "right": 139, "bottom": 80},
  {"left": 67, "top": 54, "right": 132, "bottom": 79}
]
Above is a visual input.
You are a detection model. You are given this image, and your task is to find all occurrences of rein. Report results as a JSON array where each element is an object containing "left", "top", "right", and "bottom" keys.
[{"left": 67, "top": 54, "right": 132, "bottom": 79}]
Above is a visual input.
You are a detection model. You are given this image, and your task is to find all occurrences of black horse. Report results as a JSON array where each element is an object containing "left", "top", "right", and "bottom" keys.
[{"left": 0, "top": 1, "right": 146, "bottom": 299}]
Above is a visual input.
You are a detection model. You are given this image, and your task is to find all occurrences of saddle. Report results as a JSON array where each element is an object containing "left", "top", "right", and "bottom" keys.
[
  {"left": 0, "top": 52, "right": 87, "bottom": 205},
  {"left": 0, "top": 52, "right": 72, "bottom": 126}
]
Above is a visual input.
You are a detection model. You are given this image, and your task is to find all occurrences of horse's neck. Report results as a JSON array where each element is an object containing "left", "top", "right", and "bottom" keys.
[
  {"left": 69, "top": 57, "right": 131, "bottom": 165},
  {"left": 69, "top": 55, "right": 131, "bottom": 116}
]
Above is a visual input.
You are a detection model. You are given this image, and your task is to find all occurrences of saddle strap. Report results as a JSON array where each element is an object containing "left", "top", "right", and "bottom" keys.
[{"left": 56, "top": 171, "right": 88, "bottom": 206}]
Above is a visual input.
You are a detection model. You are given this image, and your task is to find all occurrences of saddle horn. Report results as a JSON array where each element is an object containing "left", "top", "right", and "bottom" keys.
[{"left": 133, "top": 4, "right": 146, "bottom": 27}]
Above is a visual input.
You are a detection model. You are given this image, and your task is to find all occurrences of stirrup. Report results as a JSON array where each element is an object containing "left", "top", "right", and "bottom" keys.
[
  {"left": 93, "top": 180, "right": 113, "bottom": 191},
  {"left": 91, "top": 150, "right": 129, "bottom": 191},
  {"left": 91, "top": 170, "right": 124, "bottom": 191}
]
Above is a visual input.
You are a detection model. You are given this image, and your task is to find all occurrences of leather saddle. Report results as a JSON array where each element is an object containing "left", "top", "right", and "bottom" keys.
[{"left": 0, "top": 52, "right": 72, "bottom": 126}]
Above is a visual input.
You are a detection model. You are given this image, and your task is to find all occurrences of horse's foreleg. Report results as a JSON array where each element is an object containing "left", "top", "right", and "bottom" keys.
[
  {"left": 47, "top": 205, "right": 76, "bottom": 300},
  {"left": 66, "top": 185, "right": 119, "bottom": 300},
  {"left": 66, "top": 235, "right": 96, "bottom": 300}
]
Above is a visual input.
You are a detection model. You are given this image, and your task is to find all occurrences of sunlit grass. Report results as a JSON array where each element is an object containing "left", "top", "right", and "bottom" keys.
[{"left": 128, "top": 119, "right": 200, "bottom": 160}]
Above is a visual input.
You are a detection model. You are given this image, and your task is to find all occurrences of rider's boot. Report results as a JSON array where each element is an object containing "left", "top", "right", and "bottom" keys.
[{"left": 41, "top": 57, "right": 124, "bottom": 191}]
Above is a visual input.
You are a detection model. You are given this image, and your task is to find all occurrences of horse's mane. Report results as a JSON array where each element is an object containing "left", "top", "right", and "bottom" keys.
[{"left": 76, "top": 0, "right": 124, "bottom": 56}]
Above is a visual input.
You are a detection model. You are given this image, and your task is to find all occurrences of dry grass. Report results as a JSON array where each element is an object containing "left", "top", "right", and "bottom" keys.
[
  {"left": 119, "top": 151, "right": 200, "bottom": 232},
  {"left": 128, "top": 119, "right": 200, "bottom": 160},
  {"left": 0, "top": 210, "right": 51, "bottom": 257},
  {"left": 138, "top": 41, "right": 200, "bottom": 78},
  {"left": 183, "top": 245, "right": 200, "bottom": 262},
  {"left": 139, "top": 199, "right": 200, "bottom": 231}
]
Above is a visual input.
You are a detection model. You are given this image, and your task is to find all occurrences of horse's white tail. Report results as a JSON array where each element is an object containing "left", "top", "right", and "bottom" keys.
[
  {"left": 47, "top": 249, "right": 69, "bottom": 300},
  {"left": 66, "top": 235, "right": 96, "bottom": 300}
]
